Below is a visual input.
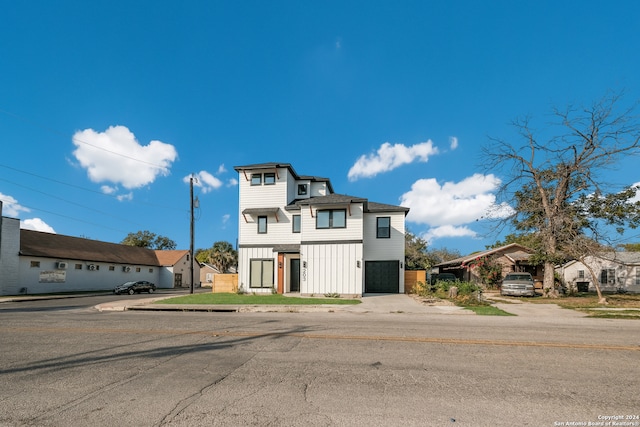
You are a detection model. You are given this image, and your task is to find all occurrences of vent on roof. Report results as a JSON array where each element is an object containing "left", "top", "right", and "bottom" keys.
[{"left": 57, "top": 262, "right": 68, "bottom": 270}]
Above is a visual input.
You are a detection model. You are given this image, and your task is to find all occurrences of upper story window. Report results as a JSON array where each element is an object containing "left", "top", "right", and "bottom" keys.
[
  {"left": 376, "top": 217, "right": 391, "bottom": 238},
  {"left": 251, "top": 174, "right": 262, "bottom": 185},
  {"left": 292, "top": 215, "right": 301, "bottom": 233},
  {"left": 298, "top": 184, "right": 308, "bottom": 195},
  {"left": 316, "top": 209, "right": 346, "bottom": 229},
  {"left": 258, "top": 216, "right": 268, "bottom": 234},
  {"left": 264, "top": 173, "right": 276, "bottom": 185}
]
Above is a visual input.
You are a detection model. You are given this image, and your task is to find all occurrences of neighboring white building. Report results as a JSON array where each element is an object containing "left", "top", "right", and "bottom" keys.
[
  {"left": 0, "top": 202, "right": 197, "bottom": 295},
  {"left": 234, "top": 162, "right": 409, "bottom": 296},
  {"left": 557, "top": 252, "right": 640, "bottom": 294}
]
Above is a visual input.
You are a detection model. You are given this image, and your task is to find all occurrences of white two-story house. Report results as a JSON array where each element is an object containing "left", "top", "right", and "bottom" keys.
[{"left": 234, "top": 163, "right": 409, "bottom": 296}]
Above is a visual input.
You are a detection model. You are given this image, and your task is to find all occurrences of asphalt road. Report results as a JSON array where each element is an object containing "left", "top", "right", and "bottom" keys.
[{"left": 0, "top": 295, "right": 638, "bottom": 426}]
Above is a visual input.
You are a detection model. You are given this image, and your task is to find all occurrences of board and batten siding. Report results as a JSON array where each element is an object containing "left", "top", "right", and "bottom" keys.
[
  {"left": 237, "top": 246, "right": 276, "bottom": 294},
  {"left": 301, "top": 242, "right": 363, "bottom": 296}
]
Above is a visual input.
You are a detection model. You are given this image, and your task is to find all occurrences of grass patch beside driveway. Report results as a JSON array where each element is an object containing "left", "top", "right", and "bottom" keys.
[
  {"left": 462, "top": 305, "right": 515, "bottom": 316},
  {"left": 155, "top": 293, "right": 361, "bottom": 306}
]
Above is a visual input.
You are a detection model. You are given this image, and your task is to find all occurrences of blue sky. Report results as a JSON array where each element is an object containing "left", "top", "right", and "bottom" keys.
[{"left": 2, "top": 1, "right": 640, "bottom": 255}]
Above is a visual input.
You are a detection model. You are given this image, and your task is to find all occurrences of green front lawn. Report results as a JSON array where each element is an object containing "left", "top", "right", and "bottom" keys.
[{"left": 155, "top": 293, "right": 361, "bottom": 305}]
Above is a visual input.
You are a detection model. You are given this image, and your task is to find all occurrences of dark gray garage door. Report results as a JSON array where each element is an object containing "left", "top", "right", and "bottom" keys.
[{"left": 365, "top": 261, "right": 399, "bottom": 293}]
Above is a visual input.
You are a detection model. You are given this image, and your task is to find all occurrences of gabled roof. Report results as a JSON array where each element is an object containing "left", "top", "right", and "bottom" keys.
[
  {"left": 20, "top": 230, "right": 160, "bottom": 266},
  {"left": 435, "top": 243, "right": 534, "bottom": 267},
  {"left": 155, "top": 250, "right": 190, "bottom": 266}
]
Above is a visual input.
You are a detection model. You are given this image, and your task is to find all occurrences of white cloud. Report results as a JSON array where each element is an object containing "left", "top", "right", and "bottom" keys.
[
  {"left": 631, "top": 182, "right": 640, "bottom": 203},
  {"left": 184, "top": 171, "right": 223, "bottom": 194},
  {"left": 216, "top": 164, "right": 227, "bottom": 175},
  {"left": 348, "top": 140, "right": 439, "bottom": 181},
  {"left": 400, "top": 174, "right": 513, "bottom": 240},
  {"left": 72, "top": 125, "right": 177, "bottom": 190},
  {"left": 423, "top": 225, "right": 477, "bottom": 241},
  {"left": 0, "top": 193, "right": 30, "bottom": 217},
  {"left": 449, "top": 136, "right": 458, "bottom": 150},
  {"left": 227, "top": 178, "right": 238, "bottom": 187},
  {"left": 101, "top": 185, "right": 117, "bottom": 195},
  {"left": 20, "top": 218, "right": 56, "bottom": 233},
  {"left": 116, "top": 192, "right": 133, "bottom": 202}
]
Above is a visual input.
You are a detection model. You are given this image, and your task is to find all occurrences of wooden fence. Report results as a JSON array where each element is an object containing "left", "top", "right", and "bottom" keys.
[
  {"left": 211, "top": 274, "right": 238, "bottom": 293},
  {"left": 404, "top": 270, "right": 426, "bottom": 294}
]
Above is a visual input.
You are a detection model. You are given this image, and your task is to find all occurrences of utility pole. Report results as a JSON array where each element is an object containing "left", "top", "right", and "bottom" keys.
[{"left": 189, "top": 176, "right": 195, "bottom": 294}]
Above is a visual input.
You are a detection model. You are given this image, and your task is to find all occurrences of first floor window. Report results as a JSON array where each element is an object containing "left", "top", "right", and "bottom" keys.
[
  {"left": 376, "top": 217, "right": 391, "bottom": 238},
  {"left": 30, "top": 261, "right": 40, "bottom": 268},
  {"left": 258, "top": 216, "right": 268, "bottom": 233},
  {"left": 636, "top": 268, "right": 640, "bottom": 285},
  {"left": 316, "top": 209, "right": 346, "bottom": 229},
  {"left": 250, "top": 259, "right": 274, "bottom": 288},
  {"left": 577, "top": 270, "right": 585, "bottom": 279},
  {"left": 600, "top": 268, "right": 616, "bottom": 285}
]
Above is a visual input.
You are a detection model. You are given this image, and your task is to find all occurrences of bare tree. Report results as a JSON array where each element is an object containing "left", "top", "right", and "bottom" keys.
[{"left": 484, "top": 92, "right": 640, "bottom": 299}]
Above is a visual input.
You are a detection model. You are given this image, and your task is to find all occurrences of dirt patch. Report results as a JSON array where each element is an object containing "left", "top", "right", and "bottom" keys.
[{"left": 409, "top": 294, "right": 455, "bottom": 306}]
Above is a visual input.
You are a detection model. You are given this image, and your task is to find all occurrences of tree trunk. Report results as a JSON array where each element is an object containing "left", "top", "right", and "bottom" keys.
[
  {"left": 581, "top": 257, "right": 608, "bottom": 305},
  {"left": 543, "top": 260, "right": 558, "bottom": 298}
]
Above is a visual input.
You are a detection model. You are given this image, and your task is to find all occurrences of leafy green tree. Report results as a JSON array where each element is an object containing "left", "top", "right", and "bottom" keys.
[
  {"left": 405, "top": 230, "right": 461, "bottom": 270},
  {"left": 404, "top": 231, "right": 430, "bottom": 270},
  {"left": 195, "top": 248, "right": 213, "bottom": 264},
  {"left": 121, "top": 230, "right": 177, "bottom": 250},
  {"left": 616, "top": 243, "right": 640, "bottom": 252},
  {"left": 485, "top": 93, "right": 640, "bottom": 300}
]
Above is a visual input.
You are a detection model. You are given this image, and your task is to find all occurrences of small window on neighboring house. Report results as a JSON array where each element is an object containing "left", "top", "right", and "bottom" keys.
[
  {"left": 149, "top": 268, "right": 154, "bottom": 273},
  {"left": 636, "top": 268, "right": 640, "bottom": 285},
  {"left": 377, "top": 217, "right": 391, "bottom": 238},
  {"left": 258, "top": 216, "right": 268, "bottom": 234},
  {"left": 577, "top": 270, "right": 585, "bottom": 279},
  {"left": 292, "top": 215, "right": 301, "bottom": 233},
  {"left": 264, "top": 173, "right": 276, "bottom": 185},
  {"left": 298, "top": 184, "right": 308, "bottom": 195},
  {"left": 136, "top": 267, "right": 141, "bottom": 273},
  {"left": 316, "top": 209, "right": 346, "bottom": 229},
  {"left": 75, "top": 264, "right": 82, "bottom": 270},
  {"left": 30, "top": 261, "right": 40, "bottom": 268},
  {"left": 109, "top": 266, "right": 115, "bottom": 271},
  {"left": 251, "top": 173, "right": 262, "bottom": 185}
]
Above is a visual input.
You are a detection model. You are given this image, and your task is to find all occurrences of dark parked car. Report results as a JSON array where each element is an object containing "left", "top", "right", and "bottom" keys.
[
  {"left": 114, "top": 281, "right": 156, "bottom": 295},
  {"left": 430, "top": 273, "right": 458, "bottom": 285},
  {"left": 500, "top": 273, "right": 535, "bottom": 297}
]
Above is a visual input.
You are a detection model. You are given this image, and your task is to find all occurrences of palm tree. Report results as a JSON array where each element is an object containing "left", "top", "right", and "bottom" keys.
[{"left": 208, "top": 241, "right": 237, "bottom": 273}]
